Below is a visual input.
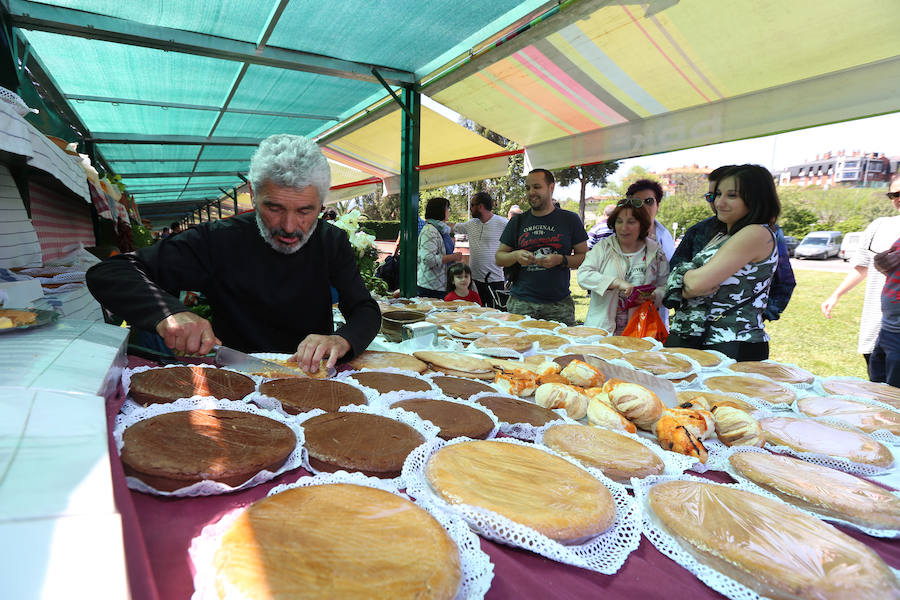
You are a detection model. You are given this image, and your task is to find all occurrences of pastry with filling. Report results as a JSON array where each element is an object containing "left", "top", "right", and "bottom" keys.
[
  {"left": 349, "top": 371, "right": 432, "bottom": 394},
  {"left": 703, "top": 375, "right": 796, "bottom": 405},
  {"left": 258, "top": 378, "right": 366, "bottom": 414},
  {"left": 534, "top": 383, "right": 589, "bottom": 420},
  {"left": 121, "top": 409, "right": 296, "bottom": 491},
  {"left": 821, "top": 379, "right": 900, "bottom": 410},
  {"left": 710, "top": 405, "right": 765, "bottom": 447},
  {"left": 797, "top": 396, "right": 900, "bottom": 435},
  {"left": 213, "top": 484, "right": 461, "bottom": 600},
  {"left": 728, "top": 451, "right": 900, "bottom": 530},
  {"left": 620, "top": 351, "right": 692, "bottom": 375},
  {"left": 430, "top": 375, "right": 495, "bottom": 399},
  {"left": 602, "top": 380, "right": 665, "bottom": 430},
  {"left": 346, "top": 350, "right": 428, "bottom": 373},
  {"left": 129, "top": 366, "right": 255, "bottom": 405},
  {"left": 659, "top": 347, "right": 723, "bottom": 368},
  {"left": 599, "top": 336, "right": 656, "bottom": 351},
  {"left": 676, "top": 390, "right": 755, "bottom": 413},
  {"left": 475, "top": 395, "right": 562, "bottom": 427},
  {"left": 759, "top": 416, "right": 894, "bottom": 467},
  {"left": 426, "top": 440, "right": 616, "bottom": 542},
  {"left": 0, "top": 308, "right": 38, "bottom": 326},
  {"left": 728, "top": 361, "right": 815, "bottom": 385},
  {"left": 654, "top": 413, "right": 708, "bottom": 463},
  {"left": 560, "top": 359, "right": 605, "bottom": 387},
  {"left": 391, "top": 398, "right": 494, "bottom": 440},
  {"left": 519, "top": 319, "right": 562, "bottom": 330},
  {"left": 556, "top": 326, "right": 608, "bottom": 337},
  {"left": 494, "top": 369, "right": 537, "bottom": 397},
  {"left": 543, "top": 424, "right": 661, "bottom": 481},
  {"left": 585, "top": 392, "right": 636, "bottom": 433},
  {"left": 562, "top": 345, "right": 624, "bottom": 360},
  {"left": 303, "top": 412, "right": 425, "bottom": 478},
  {"left": 648, "top": 480, "right": 900, "bottom": 600}
]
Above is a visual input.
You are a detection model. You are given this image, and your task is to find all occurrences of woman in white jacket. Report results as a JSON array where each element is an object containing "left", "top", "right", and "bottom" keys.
[{"left": 577, "top": 198, "right": 669, "bottom": 333}]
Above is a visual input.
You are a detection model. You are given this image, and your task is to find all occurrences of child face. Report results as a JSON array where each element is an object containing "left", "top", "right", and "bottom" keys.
[{"left": 454, "top": 272, "right": 471, "bottom": 289}]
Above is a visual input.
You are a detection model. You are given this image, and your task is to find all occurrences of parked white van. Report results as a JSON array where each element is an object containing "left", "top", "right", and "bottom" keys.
[
  {"left": 794, "top": 231, "right": 842, "bottom": 259},
  {"left": 839, "top": 231, "right": 863, "bottom": 261}
]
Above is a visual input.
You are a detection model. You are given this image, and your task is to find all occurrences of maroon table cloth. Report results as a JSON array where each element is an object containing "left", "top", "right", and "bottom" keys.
[{"left": 108, "top": 357, "right": 900, "bottom": 600}]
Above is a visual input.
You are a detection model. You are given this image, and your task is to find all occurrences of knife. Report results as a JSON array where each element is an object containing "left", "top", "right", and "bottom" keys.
[{"left": 213, "top": 345, "right": 303, "bottom": 376}]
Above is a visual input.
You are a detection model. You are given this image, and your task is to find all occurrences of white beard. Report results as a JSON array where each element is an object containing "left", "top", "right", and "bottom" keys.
[{"left": 256, "top": 211, "right": 317, "bottom": 254}]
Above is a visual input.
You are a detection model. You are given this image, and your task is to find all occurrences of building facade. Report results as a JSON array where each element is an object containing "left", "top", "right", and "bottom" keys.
[{"left": 776, "top": 151, "right": 895, "bottom": 188}]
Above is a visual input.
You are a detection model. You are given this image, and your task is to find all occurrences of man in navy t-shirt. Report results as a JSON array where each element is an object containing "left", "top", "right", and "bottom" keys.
[{"left": 496, "top": 169, "right": 588, "bottom": 325}]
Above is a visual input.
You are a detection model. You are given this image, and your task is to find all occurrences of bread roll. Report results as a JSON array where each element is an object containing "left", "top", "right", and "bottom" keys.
[
  {"left": 586, "top": 396, "right": 636, "bottom": 433},
  {"left": 493, "top": 369, "right": 537, "bottom": 397},
  {"left": 655, "top": 407, "right": 715, "bottom": 440},
  {"left": 603, "top": 381, "right": 665, "bottom": 430},
  {"left": 654, "top": 414, "right": 708, "bottom": 463},
  {"left": 560, "top": 359, "right": 605, "bottom": 388},
  {"left": 712, "top": 405, "right": 765, "bottom": 447},
  {"left": 534, "top": 383, "right": 588, "bottom": 420}
]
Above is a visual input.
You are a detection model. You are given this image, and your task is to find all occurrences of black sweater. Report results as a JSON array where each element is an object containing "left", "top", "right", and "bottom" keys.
[{"left": 86, "top": 213, "right": 381, "bottom": 356}]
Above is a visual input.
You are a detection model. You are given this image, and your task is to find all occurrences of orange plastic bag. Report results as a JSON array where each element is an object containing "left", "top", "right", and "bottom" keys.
[{"left": 622, "top": 301, "right": 668, "bottom": 343}]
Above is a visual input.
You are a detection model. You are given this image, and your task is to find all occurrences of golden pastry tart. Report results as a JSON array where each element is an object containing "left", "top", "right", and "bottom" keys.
[
  {"left": 459, "top": 306, "right": 500, "bottom": 315},
  {"left": 759, "top": 416, "right": 894, "bottom": 467},
  {"left": 345, "top": 350, "right": 428, "bottom": 373},
  {"left": 404, "top": 302, "right": 433, "bottom": 313},
  {"left": 797, "top": 396, "right": 900, "bottom": 435},
  {"left": 521, "top": 333, "right": 569, "bottom": 350},
  {"left": 619, "top": 351, "right": 692, "bottom": 376},
  {"left": 444, "top": 320, "right": 491, "bottom": 337},
  {"left": 727, "top": 361, "right": 815, "bottom": 385},
  {"left": 426, "top": 441, "right": 615, "bottom": 542},
  {"left": 489, "top": 312, "right": 527, "bottom": 322},
  {"left": 519, "top": 319, "right": 562, "bottom": 330},
  {"left": 483, "top": 325, "right": 524, "bottom": 336},
  {"left": 413, "top": 351, "right": 493, "bottom": 376},
  {"left": 426, "top": 311, "right": 468, "bottom": 324},
  {"left": 430, "top": 300, "right": 469, "bottom": 311},
  {"left": 703, "top": 375, "right": 796, "bottom": 405},
  {"left": 542, "top": 424, "right": 663, "bottom": 482},
  {"left": 729, "top": 452, "right": 900, "bottom": 530},
  {"left": 563, "top": 344, "right": 624, "bottom": 360},
  {"left": 821, "top": 379, "right": 900, "bottom": 410},
  {"left": 659, "top": 347, "right": 723, "bottom": 368},
  {"left": 676, "top": 390, "right": 755, "bottom": 413},
  {"left": 556, "top": 326, "right": 608, "bottom": 338},
  {"left": 648, "top": 480, "right": 900, "bottom": 600},
  {"left": 213, "top": 484, "right": 461, "bottom": 599},
  {"left": 600, "top": 336, "right": 656, "bottom": 351},
  {"left": 472, "top": 335, "right": 534, "bottom": 353}
]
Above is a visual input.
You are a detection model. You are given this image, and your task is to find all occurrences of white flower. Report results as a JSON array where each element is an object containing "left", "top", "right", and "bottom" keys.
[{"left": 351, "top": 230, "right": 376, "bottom": 256}]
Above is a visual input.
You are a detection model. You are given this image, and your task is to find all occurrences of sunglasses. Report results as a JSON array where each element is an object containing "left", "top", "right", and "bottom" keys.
[
  {"left": 704, "top": 192, "right": 718, "bottom": 202},
  {"left": 888, "top": 192, "right": 900, "bottom": 200},
  {"left": 617, "top": 197, "right": 655, "bottom": 208}
]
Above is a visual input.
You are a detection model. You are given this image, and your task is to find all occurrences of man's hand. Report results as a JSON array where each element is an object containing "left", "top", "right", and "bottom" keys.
[
  {"left": 293, "top": 334, "right": 351, "bottom": 372},
  {"left": 821, "top": 294, "right": 839, "bottom": 319},
  {"left": 513, "top": 249, "right": 535, "bottom": 266},
  {"left": 874, "top": 247, "right": 900, "bottom": 275},
  {"left": 156, "top": 311, "right": 220, "bottom": 355},
  {"left": 533, "top": 253, "right": 564, "bottom": 269}
]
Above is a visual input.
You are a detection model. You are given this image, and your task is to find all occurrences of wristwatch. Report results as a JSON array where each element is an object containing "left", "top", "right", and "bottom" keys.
[{"left": 561, "top": 254, "right": 569, "bottom": 267}]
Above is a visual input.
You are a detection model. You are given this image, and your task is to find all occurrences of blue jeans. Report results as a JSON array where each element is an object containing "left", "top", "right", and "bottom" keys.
[{"left": 868, "top": 329, "right": 900, "bottom": 387}]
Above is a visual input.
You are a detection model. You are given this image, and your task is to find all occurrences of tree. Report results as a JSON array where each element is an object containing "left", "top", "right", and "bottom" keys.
[{"left": 553, "top": 162, "right": 620, "bottom": 222}]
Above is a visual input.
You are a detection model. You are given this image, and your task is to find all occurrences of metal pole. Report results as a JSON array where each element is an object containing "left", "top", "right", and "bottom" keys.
[
  {"left": 217, "top": 198, "right": 222, "bottom": 219},
  {"left": 398, "top": 86, "right": 420, "bottom": 297}
]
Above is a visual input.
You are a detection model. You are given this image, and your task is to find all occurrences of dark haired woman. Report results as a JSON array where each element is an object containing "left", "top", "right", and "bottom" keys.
[
  {"left": 664, "top": 164, "right": 781, "bottom": 360},
  {"left": 417, "top": 197, "right": 462, "bottom": 298},
  {"left": 577, "top": 198, "right": 669, "bottom": 334}
]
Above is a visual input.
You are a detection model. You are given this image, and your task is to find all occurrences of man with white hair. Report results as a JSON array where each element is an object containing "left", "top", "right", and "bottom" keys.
[{"left": 87, "top": 134, "right": 380, "bottom": 371}]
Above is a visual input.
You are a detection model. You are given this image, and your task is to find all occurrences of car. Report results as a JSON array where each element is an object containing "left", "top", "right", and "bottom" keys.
[
  {"left": 794, "top": 231, "right": 842, "bottom": 260},
  {"left": 839, "top": 231, "right": 863, "bottom": 261},
  {"left": 782, "top": 236, "right": 799, "bottom": 257}
]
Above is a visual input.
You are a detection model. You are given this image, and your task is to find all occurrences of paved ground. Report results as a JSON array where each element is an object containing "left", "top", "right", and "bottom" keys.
[{"left": 788, "top": 256, "right": 853, "bottom": 273}]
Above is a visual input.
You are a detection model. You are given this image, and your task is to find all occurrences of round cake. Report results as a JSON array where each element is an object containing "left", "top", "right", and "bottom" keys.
[
  {"left": 648, "top": 480, "right": 900, "bottom": 599},
  {"left": 821, "top": 379, "right": 900, "bottom": 409},
  {"left": 490, "top": 312, "right": 527, "bottom": 322},
  {"left": 659, "top": 347, "right": 723, "bottom": 368},
  {"left": 519, "top": 319, "right": 562, "bottom": 330},
  {"left": 703, "top": 374, "right": 796, "bottom": 405},
  {"left": 475, "top": 395, "right": 563, "bottom": 426},
  {"left": 483, "top": 326, "right": 524, "bottom": 336},
  {"left": 600, "top": 336, "right": 656, "bottom": 351},
  {"left": 521, "top": 333, "right": 569, "bottom": 350},
  {"left": 426, "top": 440, "right": 616, "bottom": 542},
  {"left": 556, "top": 326, "right": 608, "bottom": 338},
  {"left": 391, "top": 398, "right": 494, "bottom": 440},
  {"left": 345, "top": 350, "right": 428, "bottom": 373},
  {"left": 797, "top": 396, "right": 900, "bottom": 435},
  {"left": 472, "top": 334, "right": 534, "bottom": 353},
  {"left": 129, "top": 366, "right": 255, "bottom": 405},
  {"left": 213, "top": 484, "right": 461, "bottom": 599},
  {"left": 729, "top": 451, "right": 900, "bottom": 530},
  {"left": 620, "top": 351, "right": 692, "bottom": 375},
  {"left": 258, "top": 378, "right": 367, "bottom": 414},
  {"left": 303, "top": 412, "right": 425, "bottom": 477},
  {"left": 542, "top": 424, "right": 663, "bottom": 482},
  {"left": 562, "top": 345, "right": 624, "bottom": 360},
  {"left": 349, "top": 371, "right": 433, "bottom": 394},
  {"left": 727, "top": 361, "right": 815, "bottom": 385},
  {"left": 120, "top": 409, "right": 296, "bottom": 491},
  {"left": 430, "top": 375, "right": 495, "bottom": 399},
  {"left": 759, "top": 416, "right": 894, "bottom": 467}
]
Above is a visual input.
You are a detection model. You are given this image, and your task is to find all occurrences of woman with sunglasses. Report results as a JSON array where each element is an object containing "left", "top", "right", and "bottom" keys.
[
  {"left": 577, "top": 198, "right": 669, "bottom": 334},
  {"left": 663, "top": 164, "right": 781, "bottom": 360}
]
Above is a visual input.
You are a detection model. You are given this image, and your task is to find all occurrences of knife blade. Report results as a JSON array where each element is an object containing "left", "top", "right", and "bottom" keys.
[{"left": 213, "top": 345, "right": 303, "bottom": 376}]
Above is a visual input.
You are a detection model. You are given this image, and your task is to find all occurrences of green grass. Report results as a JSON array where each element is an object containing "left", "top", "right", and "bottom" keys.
[{"left": 570, "top": 270, "right": 868, "bottom": 378}]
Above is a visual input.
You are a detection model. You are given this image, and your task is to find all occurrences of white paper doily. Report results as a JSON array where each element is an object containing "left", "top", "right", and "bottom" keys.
[
  {"left": 113, "top": 397, "right": 305, "bottom": 497},
  {"left": 294, "top": 403, "right": 439, "bottom": 487},
  {"left": 467, "top": 390, "right": 573, "bottom": 441},
  {"left": 188, "top": 471, "right": 494, "bottom": 600},
  {"left": 403, "top": 437, "right": 642, "bottom": 575},
  {"left": 714, "top": 446, "right": 900, "bottom": 539}
]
